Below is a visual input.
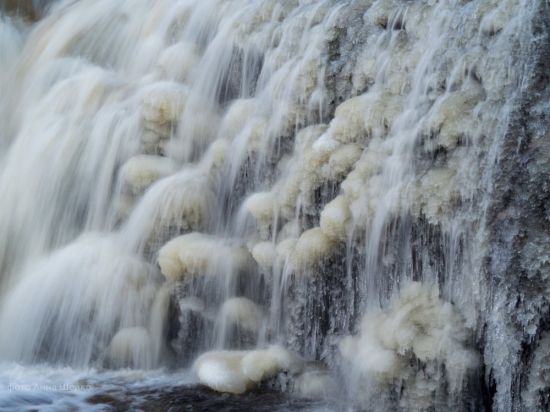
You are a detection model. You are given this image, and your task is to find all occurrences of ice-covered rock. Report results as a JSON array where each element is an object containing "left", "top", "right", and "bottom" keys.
[
  {"left": 194, "top": 345, "right": 303, "bottom": 394},
  {"left": 290, "top": 228, "right": 336, "bottom": 273},
  {"left": 141, "top": 82, "right": 187, "bottom": 130},
  {"left": 241, "top": 191, "right": 277, "bottom": 238},
  {"left": 328, "top": 92, "right": 401, "bottom": 145},
  {"left": 156, "top": 42, "right": 198, "bottom": 82},
  {"left": 320, "top": 195, "right": 351, "bottom": 241},
  {"left": 158, "top": 233, "right": 254, "bottom": 281},
  {"left": 340, "top": 282, "right": 479, "bottom": 389},
  {"left": 107, "top": 327, "right": 153, "bottom": 369},
  {"left": 120, "top": 155, "right": 177, "bottom": 195},
  {"left": 220, "top": 98, "right": 259, "bottom": 141},
  {"left": 250, "top": 241, "right": 277, "bottom": 271},
  {"left": 219, "top": 297, "right": 263, "bottom": 334},
  {"left": 294, "top": 368, "right": 336, "bottom": 399}
]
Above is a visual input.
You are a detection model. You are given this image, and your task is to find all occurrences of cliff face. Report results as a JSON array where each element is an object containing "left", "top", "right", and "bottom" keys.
[{"left": 483, "top": 4, "right": 550, "bottom": 409}]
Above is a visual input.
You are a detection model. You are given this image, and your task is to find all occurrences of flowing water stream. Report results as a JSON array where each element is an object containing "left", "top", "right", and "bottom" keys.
[{"left": 0, "top": 1, "right": 548, "bottom": 411}]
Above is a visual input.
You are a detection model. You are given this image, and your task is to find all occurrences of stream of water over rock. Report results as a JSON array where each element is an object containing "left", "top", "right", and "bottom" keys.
[{"left": 0, "top": 0, "right": 548, "bottom": 411}]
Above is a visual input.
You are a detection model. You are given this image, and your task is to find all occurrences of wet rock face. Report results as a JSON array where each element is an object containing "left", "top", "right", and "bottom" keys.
[
  {"left": 483, "top": 3, "right": 550, "bottom": 410},
  {"left": 284, "top": 250, "right": 352, "bottom": 364}
]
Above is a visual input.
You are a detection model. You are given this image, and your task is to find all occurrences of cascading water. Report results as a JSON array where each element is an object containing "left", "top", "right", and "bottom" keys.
[{"left": 0, "top": 0, "right": 548, "bottom": 411}]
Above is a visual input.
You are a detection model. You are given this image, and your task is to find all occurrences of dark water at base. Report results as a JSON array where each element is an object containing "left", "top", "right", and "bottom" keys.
[{"left": 87, "top": 386, "right": 327, "bottom": 412}]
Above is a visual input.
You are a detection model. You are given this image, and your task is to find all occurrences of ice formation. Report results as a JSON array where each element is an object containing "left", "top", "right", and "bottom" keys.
[
  {"left": 328, "top": 92, "right": 402, "bottom": 144},
  {"left": 425, "top": 80, "right": 485, "bottom": 150},
  {"left": 0, "top": 0, "right": 547, "bottom": 410},
  {"left": 220, "top": 98, "right": 260, "bottom": 141},
  {"left": 140, "top": 82, "right": 187, "bottom": 130},
  {"left": 290, "top": 228, "right": 336, "bottom": 273},
  {"left": 194, "top": 345, "right": 303, "bottom": 395},
  {"left": 123, "top": 171, "right": 217, "bottom": 244},
  {"left": 412, "top": 168, "right": 460, "bottom": 224},
  {"left": 157, "top": 233, "right": 254, "bottom": 282},
  {"left": 250, "top": 241, "right": 277, "bottom": 272},
  {"left": 156, "top": 42, "right": 198, "bottom": 83},
  {"left": 294, "top": 369, "right": 336, "bottom": 399},
  {"left": 523, "top": 332, "right": 550, "bottom": 410},
  {"left": 241, "top": 191, "right": 277, "bottom": 239},
  {"left": 120, "top": 155, "right": 178, "bottom": 195},
  {"left": 219, "top": 297, "right": 263, "bottom": 334},
  {"left": 320, "top": 195, "right": 351, "bottom": 241},
  {"left": 339, "top": 282, "right": 479, "bottom": 390},
  {"left": 107, "top": 327, "right": 153, "bottom": 369},
  {"left": 276, "top": 238, "right": 298, "bottom": 266}
]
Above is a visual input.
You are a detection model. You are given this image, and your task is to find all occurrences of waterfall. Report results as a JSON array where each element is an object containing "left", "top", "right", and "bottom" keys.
[{"left": 0, "top": 0, "right": 548, "bottom": 410}]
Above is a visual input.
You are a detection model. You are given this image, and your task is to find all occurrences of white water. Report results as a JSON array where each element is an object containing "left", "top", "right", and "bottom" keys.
[{"left": 0, "top": 0, "right": 542, "bottom": 410}]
